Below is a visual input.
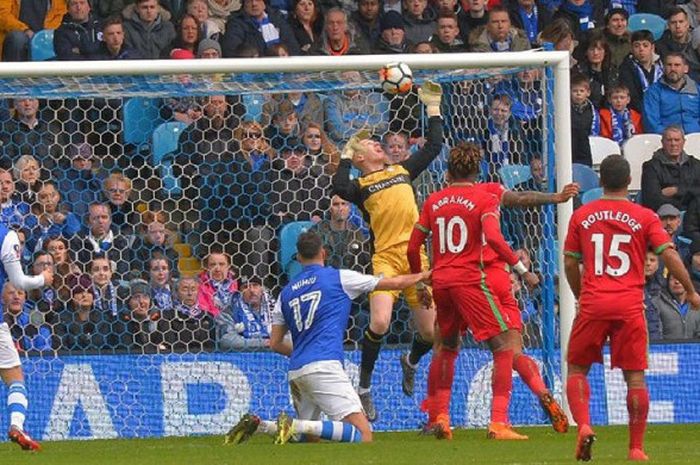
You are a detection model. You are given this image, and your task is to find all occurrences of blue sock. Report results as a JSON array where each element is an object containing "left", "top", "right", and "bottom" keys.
[
  {"left": 319, "top": 421, "right": 362, "bottom": 443},
  {"left": 8, "top": 382, "right": 28, "bottom": 430},
  {"left": 293, "top": 419, "right": 362, "bottom": 443}
]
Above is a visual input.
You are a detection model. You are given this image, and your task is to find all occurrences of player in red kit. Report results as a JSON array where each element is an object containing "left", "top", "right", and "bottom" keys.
[
  {"left": 408, "top": 143, "right": 575, "bottom": 440},
  {"left": 564, "top": 155, "right": 700, "bottom": 462},
  {"left": 408, "top": 142, "right": 542, "bottom": 440}
]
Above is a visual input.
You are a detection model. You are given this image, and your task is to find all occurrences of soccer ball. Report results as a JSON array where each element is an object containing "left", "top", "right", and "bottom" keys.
[{"left": 379, "top": 62, "right": 413, "bottom": 95}]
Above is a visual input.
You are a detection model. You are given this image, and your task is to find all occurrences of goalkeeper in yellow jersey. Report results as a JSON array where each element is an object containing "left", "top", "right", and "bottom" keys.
[{"left": 332, "top": 80, "right": 443, "bottom": 421}]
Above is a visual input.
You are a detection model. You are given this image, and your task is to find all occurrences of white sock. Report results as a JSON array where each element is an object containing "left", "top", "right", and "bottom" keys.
[
  {"left": 258, "top": 420, "right": 277, "bottom": 435},
  {"left": 293, "top": 419, "right": 323, "bottom": 437}
]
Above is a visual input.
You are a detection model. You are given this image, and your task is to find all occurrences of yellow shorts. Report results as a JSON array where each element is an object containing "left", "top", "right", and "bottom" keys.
[{"left": 371, "top": 243, "right": 430, "bottom": 310}]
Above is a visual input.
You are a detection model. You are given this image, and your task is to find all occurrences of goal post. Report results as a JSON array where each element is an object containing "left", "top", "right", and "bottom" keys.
[{"left": 0, "top": 51, "right": 576, "bottom": 438}]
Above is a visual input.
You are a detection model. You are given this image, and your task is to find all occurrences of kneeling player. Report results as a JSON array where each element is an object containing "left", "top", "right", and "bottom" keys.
[
  {"left": 563, "top": 155, "right": 700, "bottom": 461},
  {"left": 225, "top": 231, "right": 431, "bottom": 445}
]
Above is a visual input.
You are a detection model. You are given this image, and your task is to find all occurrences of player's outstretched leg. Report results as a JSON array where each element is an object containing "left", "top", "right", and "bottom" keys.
[
  {"left": 624, "top": 370, "right": 650, "bottom": 461},
  {"left": 567, "top": 368, "right": 596, "bottom": 461},
  {"left": 512, "top": 349, "right": 568, "bottom": 433},
  {"left": 401, "top": 304, "right": 435, "bottom": 397},
  {"left": 358, "top": 294, "right": 394, "bottom": 421},
  {"left": 358, "top": 327, "right": 384, "bottom": 421},
  {"left": 6, "top": 381, "right": 40, "bottom": 451},
  {"left": 276, "top": 414, "right": 365, "bottom": 444},
  {"left": 401, "top": 333, "right": 433, "bottom": 397}
]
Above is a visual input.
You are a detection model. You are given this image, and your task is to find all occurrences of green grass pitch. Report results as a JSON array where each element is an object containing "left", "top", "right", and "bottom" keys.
[{"left": 3, "top": 424, "right": 700, "bottom": 465}]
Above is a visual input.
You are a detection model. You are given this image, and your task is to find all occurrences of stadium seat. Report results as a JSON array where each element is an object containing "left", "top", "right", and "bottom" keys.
[
  {"left": 153, "top": 121, "right": 189, "bottom": 195},
  {"left": 572, "top": 163, "right": 600, "bottom": 193},
  {"left": 30, "top": 29, "right": 55, "bottom": 61},
  {"left": 123, "top": 98, "right": 163, "bottom": 146},
  {"left": 243, "top": 94, "right": 265, "bottom": 122},
  {"left": 279, "top": 221, "right": 315, "bottom": 279},
  {"left": 622, "top": 134, "right": 662, "bottom": 191},
  {"left": 588, "top": 136, "right": 621, "bottom": 170},
  {"left": 581, "top": 187, "right": 604, "bottom": 205},
  {"left": 498, "top": 164, "right": 531, "bottom": 190},
  {"left": 628, "top": 13, "right": 666, "bottom": 41},
  {"left": 684, "top": 132, "right": 700, "bottom": 157},
  {"left": 153, "top": 121, "right": 188, "bottom": 164}
]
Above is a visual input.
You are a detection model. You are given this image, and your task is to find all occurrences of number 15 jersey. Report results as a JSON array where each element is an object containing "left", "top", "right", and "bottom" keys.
[
  {"left": 416, "top": 184, "right": 501, "bottom": 290},
  {"left": 564, "top": 198, "right": 672, "bottom": 320}
]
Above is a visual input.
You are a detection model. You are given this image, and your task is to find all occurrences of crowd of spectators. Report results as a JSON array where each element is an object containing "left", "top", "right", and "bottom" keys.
[{"left": 2, "top": 0, "right": 700, "bottom": 355}]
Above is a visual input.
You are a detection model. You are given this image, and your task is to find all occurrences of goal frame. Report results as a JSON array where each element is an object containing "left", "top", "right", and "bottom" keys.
[{"left": 0, "top": 51, "right": 575, "bottom": 414}]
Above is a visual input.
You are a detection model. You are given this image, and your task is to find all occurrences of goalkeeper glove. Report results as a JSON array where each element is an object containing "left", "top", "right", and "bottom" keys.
[
  {"left": 418, "top": 80, "right": 442, "bottom": 117},
  {"left": 340, "top": 129, "right": 371, "bottom": 160}
]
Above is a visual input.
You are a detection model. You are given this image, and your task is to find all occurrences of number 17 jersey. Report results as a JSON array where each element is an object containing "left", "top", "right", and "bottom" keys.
[
  {"left": 272, "top": 264, "right": 380, "bottom": 377},
  {"left": 564, "top": 198, "right": 672, "bottom": 320},
  {"left": 416, "top": 184, "right": 501, "bottom": 290}
]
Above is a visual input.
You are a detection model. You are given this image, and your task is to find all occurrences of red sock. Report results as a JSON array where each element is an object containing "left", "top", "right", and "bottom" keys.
[
  {"left": 566, "top": 373, "right": 591, "bottom": 428},
  {"left": 422, "top": 348, "right": 458, "bottom": 422},
  {"left": 422, "top": 352, "right": 441, "bottom": 423},
  {"left": 627, "top": 387, "right": 649, "bottom": 450},
  {"left": 513, "top": 354, "right": 548, "bottom": 397},
  {"left": 434, "top": 348, "right": 458, "bottom": 416},
  {"left": 491, "top": 349, "right": 514, "bottom": 424}
]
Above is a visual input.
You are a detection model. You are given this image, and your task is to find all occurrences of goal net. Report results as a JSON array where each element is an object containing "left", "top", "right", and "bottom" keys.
[{"left": 0, "top": 53, "right": 584, "bottom": 440}]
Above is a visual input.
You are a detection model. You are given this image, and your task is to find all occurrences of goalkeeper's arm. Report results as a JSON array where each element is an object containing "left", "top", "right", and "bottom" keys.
[{"left": 402, "top": 81, "right": 444, "bottom": 180}]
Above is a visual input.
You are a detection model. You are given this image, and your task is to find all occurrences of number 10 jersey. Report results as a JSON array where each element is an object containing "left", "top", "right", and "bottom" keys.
[{"left": 416, "top": 184, "right": 503, "bottom": 290}]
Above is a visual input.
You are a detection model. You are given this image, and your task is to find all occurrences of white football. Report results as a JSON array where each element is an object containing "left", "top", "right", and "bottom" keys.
[{"left": 379, "top": 62, "right": 413, "bottom": 95}]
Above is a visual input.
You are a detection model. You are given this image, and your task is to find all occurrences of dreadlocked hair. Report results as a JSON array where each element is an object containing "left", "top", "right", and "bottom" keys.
[{"left": 448, "top": 142, "right": 482, "bottom": 180}]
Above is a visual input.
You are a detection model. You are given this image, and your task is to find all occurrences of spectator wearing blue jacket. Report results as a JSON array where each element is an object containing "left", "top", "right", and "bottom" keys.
[
  {"left": 215, "top": 277, "right": 276, "bottom": 350},
  {"left": 3, "top": 283, "right": 53, "bottom": 352},
  {"left": 54, "top": 0, "right": 103, "bottom": 60},
  {"left": 56, "top": 143, "right": 102, "bottom": 221},
  {"left": 643, "top": 52, "right": 700, "bottom": 134},
  {"left": 221, "top": 0, "right": 301, "bottom": 57},
  {"left": 26, "top": 182, "right": 81, "bottom": 254},
  {"left": 479, "top": 94, "right": 532, "bottom": 182},
  {"left": 324, "top": 71, "right": 388, "bottom": 144}
]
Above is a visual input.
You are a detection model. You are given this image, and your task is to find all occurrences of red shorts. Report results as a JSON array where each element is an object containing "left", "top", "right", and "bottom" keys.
[
  {"left": 567, "top": 314, "right": 648, "bottom": 370},
  {"left": 433, "top": 265, "right": 520, "bottom": 342}
]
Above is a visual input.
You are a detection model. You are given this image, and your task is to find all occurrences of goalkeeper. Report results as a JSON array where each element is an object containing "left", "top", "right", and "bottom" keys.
[{"left": 332, "top": 80, "right": 443, "bottom": 421}]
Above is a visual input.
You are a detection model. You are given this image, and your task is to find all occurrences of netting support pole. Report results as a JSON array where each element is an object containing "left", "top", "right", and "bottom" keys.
[
  {"left": 541, "top": 42, "right": 557, "bottom": 402},
  {"left": 553, "top": 54, "right": 574, "bottom": 420}
]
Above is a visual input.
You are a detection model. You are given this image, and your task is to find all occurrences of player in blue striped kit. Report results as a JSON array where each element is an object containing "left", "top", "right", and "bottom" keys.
[
  {"left": 0, "top": 223, "right": 54, "bottom": 451},
  {"left": 225, "top": 231, "right": 430, "bottom": 444}
]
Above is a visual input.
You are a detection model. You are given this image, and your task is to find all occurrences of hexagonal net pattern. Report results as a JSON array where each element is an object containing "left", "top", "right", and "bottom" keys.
[{"left": 0, "top": 64, "right": 562, "bottom": 438}]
